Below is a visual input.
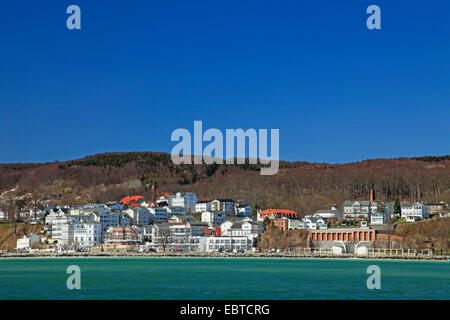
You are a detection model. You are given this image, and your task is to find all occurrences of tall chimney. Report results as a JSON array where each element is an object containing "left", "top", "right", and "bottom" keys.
[
  {"left": 370, "top": 189, "right": 375, "bottom": 202},
  {"left": 152, "top": 179, "right": 156, "bottom": 202}
]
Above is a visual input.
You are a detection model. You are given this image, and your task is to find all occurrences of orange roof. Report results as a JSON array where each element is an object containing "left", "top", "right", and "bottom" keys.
[{"left": 119, "top": 195, "right": 144, "bottom": 205}]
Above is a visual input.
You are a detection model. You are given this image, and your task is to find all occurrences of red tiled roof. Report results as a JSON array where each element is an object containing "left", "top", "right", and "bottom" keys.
[{"left": 119, "top": 195, "right": 144, "bottom": 204}]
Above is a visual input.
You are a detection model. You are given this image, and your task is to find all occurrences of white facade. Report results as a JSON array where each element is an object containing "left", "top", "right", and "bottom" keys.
[
  {"left": 211, "top": 199, "right": 235, "bottom": 214},
  {"left": 370, "top": 212, "right": 386, "bottom": 225},
  {"left": 204, "top": 236, "right": 252, "bottom": 252},
  {"left": 51, "top": 221, "right": 72, "bottom": 244},
  {"left": 201, "top": 211, "right": 226, "bottom": 226},
  {"left": 343, "top": 201, "right": 376, "bottom": 219},
  {"left": 302, "top": 216, "right": 328, "bottom": 230},
  {"left": 171, "top": 192, "right": 198, "bottom": 211},
  {"left": 93, "top": 212, "right": 121, "bottom": 233},
  {"left": 72, "top": 222, "right": 102, "bottom": 248},
  {"left": 52, "top": 221, "right": 101, "bottom": 248},
  {"left": 220, "top": 220, "right": 234, "bottom": 236},
  {"left": 16, "top": 233, "right": 41, "bottom": 250},
  {"left": 230, "top": 221, "right": 262, "bottom": 239},
  {"left": 401, "top": 202, "right": 429, "bottom": 221},
  {"left": 195, "top": 201, "right": 211, "bottom": 213},
  {"left": 314, "top": 206, "right": 339, "bottom": 219},
  {"left": 126, "top": 207, "right": 151, "bottom": 225}
]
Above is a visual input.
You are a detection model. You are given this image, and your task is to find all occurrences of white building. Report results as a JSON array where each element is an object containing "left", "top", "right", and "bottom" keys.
[
  {"left": 220, "top": 220, "right": 234, "bottom": 236},
  {"left": 302, "top": 216, "right": 328, "bottom": 230},
  {"left": 204, "top": 236, "right": 252, "bottom": 252},
  {"left": 45, "top": 209, "right": 66, "bottom": 225},
  {"left": 125, "top": 207, "right": 151, "bottom": 225},
  {"left": 195, "top": 201, "right": 211, "bottom": 213},
  {"left": 288, "top": 219, "right": 305, "bottom": 230},
  {"left": 171, "top": 192, "right": 198, "bottom": 212},
  {"left": 211, "top": 199, "right": 235, "bottom": 215},
  {"left": 72, "top": 222, "right": 102, "bottom": 248},
  {"left": 93, "top": 211, "right": 121, "bottom": 233},
  {"left": 16, "top": 233, "right": 41, "bottom": 250},
  {"left": 168, "top": 214, "right": 196, "bottom": 224},
  {"left": 230, "top": 221, "right": 263, "bottom": 239},
  {"left": 370, "top": 212, "right": 386, "bottom": 225},
  {"left": 51, "top": 221, "right": 72, "bottom": 244},
  {"left": 401, "top": 202, "right": 429, "bottom": 222},
  {"left": 314, "top": 205, "right": 339, "bottom": 219},
  {"left": 201, "top": 211, "right": 226, "bottom": 226},
  {"left": 343, "top": 201, "right": 376, "bottom": 219},
  {"left": 52, "top": 221, "right": 102, "bottom": 248}
]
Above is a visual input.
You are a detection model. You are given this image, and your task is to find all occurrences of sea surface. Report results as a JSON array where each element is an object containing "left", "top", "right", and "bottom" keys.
[{"left": 0, "top": 257, "right": 448, "bottom": 300}]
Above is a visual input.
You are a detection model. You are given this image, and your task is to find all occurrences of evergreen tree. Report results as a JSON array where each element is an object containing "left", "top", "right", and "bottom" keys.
[{"left": 394, "top": 197, "right": 401, "bottom": 214}]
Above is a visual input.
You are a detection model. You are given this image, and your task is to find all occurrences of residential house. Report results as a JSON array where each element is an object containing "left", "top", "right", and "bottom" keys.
[
  {"left": 401, "top": 202, "right": 429, "bottom": 221},
  {"left": 92, "top": 211, "right": 121, "bottom": 233},
  {"left": 424, "top": 202, "right": 447, "bottom": 215},
  {"left": 270, "top": 217, "right": 289, "bottom": 231},
  {"left": 126, "top": 207, "right": 151, "bottom": 225},
  {"left": 288, "top": 218, "right": 305, "bottom": 230},
  {"left": 235, "top": 204, "right": 252, "bottom": 217},
  {"left": 16, "top": 233, "right": 41, "bottom": 250},
  {"left": 201, "top": 211, "right": 226, "bottom": 226},
  {"left": 204, "top": 236, "right": 253, "bottom": 252},
  {"left": 211, "top": 199, "right": 235, "bottom": 215},
  {"left": 170, "top": 192, "right": 198, "bottom": 212},
  {"left": 148, "top": 207, "right": 168, "bottom": 222},
  {"left": 230, "top": 221, "right": 263, "bottom": 239},
  {"left": 302, "top": 216, "right": 328, "bottom": 230},
  {"left": 343, "top": 201, "right": 376, "bottom": 220},
  {"left": 195, "top": 200, "right": 211, "bottom": 213},
  {"left": 370, "top": 212, "right": 386, "bottom": 225},
  {"left": 103, "top": 226, "right": 141, "bottom": 246},
  {"left": 72, "top": 222, "right": 102, "bottom": 248},
  {"left": 314, "top": 206, "right": 340, "bottom": 219}
]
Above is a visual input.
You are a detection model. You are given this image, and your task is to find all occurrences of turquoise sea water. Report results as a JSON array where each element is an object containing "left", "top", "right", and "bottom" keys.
[{"left": 0, "top": 257, "right": 448, "bottom": 300}]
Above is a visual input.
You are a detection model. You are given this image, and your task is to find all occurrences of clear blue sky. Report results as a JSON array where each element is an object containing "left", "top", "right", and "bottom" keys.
[{"left": 0, "top": 1, "right": 449, "bottom": 163}]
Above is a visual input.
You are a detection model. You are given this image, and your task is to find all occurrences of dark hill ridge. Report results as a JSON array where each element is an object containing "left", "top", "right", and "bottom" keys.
[{"left": 0, "top": 152, "right": 449, "bottom": 214}]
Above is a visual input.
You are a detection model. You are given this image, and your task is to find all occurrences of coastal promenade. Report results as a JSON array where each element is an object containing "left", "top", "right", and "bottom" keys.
[{"left": 1, "top": 250, "right": 449, "bottom": 261}]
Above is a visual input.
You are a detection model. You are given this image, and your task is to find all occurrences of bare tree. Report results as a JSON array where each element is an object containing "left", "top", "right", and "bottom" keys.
[
  {"left": 156, "top": 227, "right": 173, "bottom": 252},
  {"left": 0, "top": 192, "right": 26, "bottom": 238},
  {"left": 29, "top": 190, "right": 43, "bottom": 220}
]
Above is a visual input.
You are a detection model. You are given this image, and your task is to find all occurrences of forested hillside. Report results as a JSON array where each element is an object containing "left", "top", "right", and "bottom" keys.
[{"left": 0, "top": 152, "right": 449, "bottom": 214}]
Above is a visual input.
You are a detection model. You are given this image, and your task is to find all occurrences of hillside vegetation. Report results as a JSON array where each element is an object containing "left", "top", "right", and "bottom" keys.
[
  {"left": 394, "top": 217, "right": 450, "bottom": 250},
  {"left": 0, "top": 152, "right": 449, "bottom": 214},
  {"left": 0, "top": 222, "right": 42, "bottom": 250}
]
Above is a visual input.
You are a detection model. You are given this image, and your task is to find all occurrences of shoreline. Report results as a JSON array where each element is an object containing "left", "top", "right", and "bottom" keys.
[{"left": 1, "top": 252, "right": 449, "bottom": 261}]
